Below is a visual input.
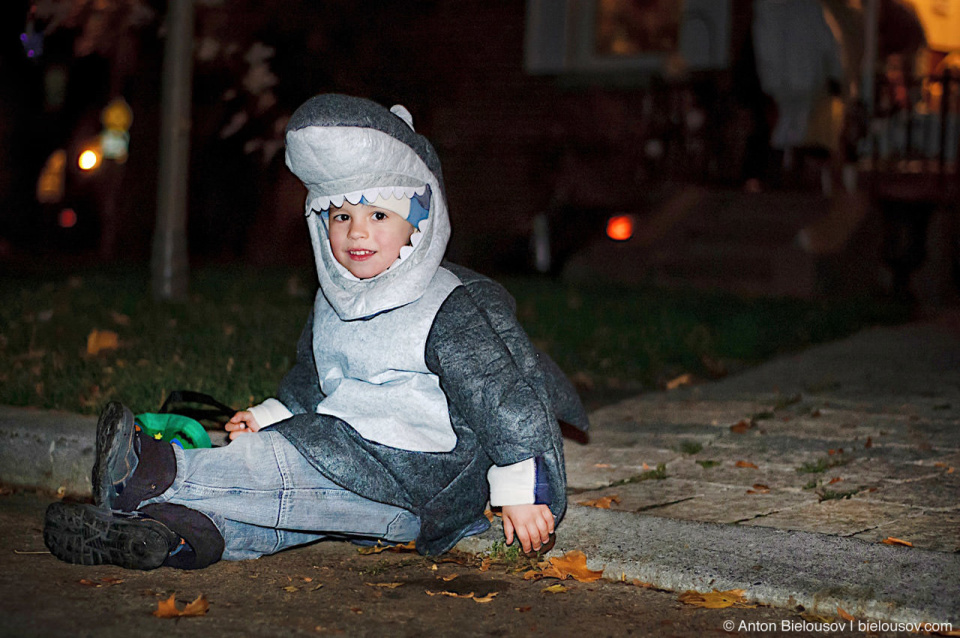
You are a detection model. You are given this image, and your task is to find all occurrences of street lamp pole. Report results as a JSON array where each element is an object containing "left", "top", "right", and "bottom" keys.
[{"left": 151, "top": 0, "right": 194, "bottom": 302}]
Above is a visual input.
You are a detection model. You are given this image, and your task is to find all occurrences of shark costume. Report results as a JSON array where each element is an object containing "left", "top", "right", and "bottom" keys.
[{"left": 42, "top": 95, "right": 587, "bottom": 569}]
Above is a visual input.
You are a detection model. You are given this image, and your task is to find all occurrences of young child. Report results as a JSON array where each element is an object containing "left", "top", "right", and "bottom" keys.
[{"left": 43, "top": 94, "right": 587, "bottom": 570}]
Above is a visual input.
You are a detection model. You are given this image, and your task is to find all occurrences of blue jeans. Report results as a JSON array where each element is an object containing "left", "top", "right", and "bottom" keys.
[{"left": 141, "top": 430, "right": 421, "bottom": 561}]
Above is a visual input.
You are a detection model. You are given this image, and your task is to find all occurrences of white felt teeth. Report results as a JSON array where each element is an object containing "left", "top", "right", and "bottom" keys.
[
  {"left": 399, "top": 246, "right": 414, "bottom": 259},
  {"left": 409, "top": 230, "right": 423, "bottom": 247},
  {"left": 307, "top": 185, "right": 428, "bottom": 216}
]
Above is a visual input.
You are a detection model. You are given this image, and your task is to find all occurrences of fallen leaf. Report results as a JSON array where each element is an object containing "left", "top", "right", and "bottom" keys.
[
  {"left": 827, "top": 448, "right": 843, "bottom": 456},
  {"left": 882, "top": 537, "right": 913, "bottom": 547},
  {"left": 678, "top": 589, "right": 755, "bottom": 609},
  {"left": 484, "top": 509, "right": 495, "bottom": 522},
  {"left": 515, "top": 606, "right": 532, "bottom": 612},
  {"left": 577, "top": 495, "right": 621, "bottom": 509},
  {"left": 546, "top": 551, "right": 604, "bottom": 583},
  {"left": 666, "top": 373, "right": 693, "bottom": 390},
  {"left": 366, "top": 582, "right": 404, "bottom": 589},
  {"left": 426, "top": 590, "right": 475, "bottom": 598},
  {"left": 479, "top": 557, "right": 492, "bottom": 572},
  {"left": 735, "top": 461, "right": 759, "bottom": 469},
  {"left": 730, "top": 419, "right": 753, "bottom": 434},
  {"left": 593, "top": 463, "right": 612, "bottom": 468},
  {"left": 865, "top": 437, "right": 873, "bottom": 449},
  {"left": 79, "top": 579, "right": 102, "bottom": 587},
  {"left": 350, "top": 608, "right": 363, "bottom": 614},
  {"left": 86, "top": 329, "right": 119, "bottom": 356},
  {"left": 746, "top": 484, "right": 770, "bottom": 494},
  {"left": 473, "top": 592, "right": 499, "bottom": 603},
  {"left": 441, "top": 574, "right": 459, "bottom": 582},
  {"left": 542, "top": 584, "right": 568, "bottom": 594},
  {"left": 828, "top": 477, "right": 843, "bottom": 485},
  {"left": 152, "top": 594, "right": 209, "bottom": 618},
  {"left": 110, "top": 311, "right": 130, "bottom": 326},
  {"left": 837, "top": 606, "right": 855, "bottom": 621},
  {"left": 357, "top": 540, "right": 416, "bottom": 555},
  {"left": 523, "top": 570, "right": 542, "bottom": 581},
  {"left": 283, "top": 586, "right": 299, "bottom": 592},
  {"left": 642, "top": 462, "right": 651, "bottom": 471},
  {"left": 302, "top": 577, "right": 313, "bottom": 582}
]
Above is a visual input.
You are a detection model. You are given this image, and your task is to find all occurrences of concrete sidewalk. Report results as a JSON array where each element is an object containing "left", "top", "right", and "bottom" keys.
[{"left": 2, "top": 314, "right": 959, "bottom": 625}]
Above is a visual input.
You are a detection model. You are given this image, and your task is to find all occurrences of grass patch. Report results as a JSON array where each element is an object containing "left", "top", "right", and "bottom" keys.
[
  {"left": 0, "top": 266, "right": 910, "bottom": 415},
  {"left": 608, "top": 463, "right": 667, "bottom": 486},
  {"left": 818, "top": 488, "right": 860, "bottom": 502},
  {"left": 696, "top": 460, "right": 721, "bottom": 469},
  {"left": 678, "top": 441, "right": 703, "bottom": 455},
  {"left": 796, "top": 456, "right": 851, "bottom": 474}
]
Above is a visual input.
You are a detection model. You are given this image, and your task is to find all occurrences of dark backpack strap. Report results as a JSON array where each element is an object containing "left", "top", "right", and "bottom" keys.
[{"left": 159, "top": 391, "right": 236, "bottom": 424}]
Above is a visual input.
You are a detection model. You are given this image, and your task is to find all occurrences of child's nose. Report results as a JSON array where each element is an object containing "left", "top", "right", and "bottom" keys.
[{"left": 348, "top": 220, "right": 369, "bottom": 238}]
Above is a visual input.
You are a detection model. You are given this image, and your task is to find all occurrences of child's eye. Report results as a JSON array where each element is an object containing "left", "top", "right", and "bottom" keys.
[
  {"left": 332, "top": 213, "right": 350, "bottom": 222},
  {"left": 373, "top": 211, "right": 388, "bottom": 221}
]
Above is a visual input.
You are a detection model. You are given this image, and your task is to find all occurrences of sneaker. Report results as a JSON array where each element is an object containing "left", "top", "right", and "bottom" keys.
[
  {"left": 92, "top": 402, "right": 139, "bottom": 509},
  {"left": 43, "top": 502, "right": 179, "bottom": 570}
]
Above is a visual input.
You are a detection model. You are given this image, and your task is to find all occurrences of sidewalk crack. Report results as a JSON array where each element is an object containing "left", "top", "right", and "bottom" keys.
[{"left": 634, "top": 497, "right": 697, "bottom": 512}]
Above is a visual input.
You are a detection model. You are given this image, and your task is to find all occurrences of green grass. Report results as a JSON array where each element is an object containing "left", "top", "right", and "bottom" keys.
[
  {"left": 608, "top": 463, "right": 668, "bottom": 486},
  {"left": 0, "top": 266, "right": 910, "bottom": 415},
  {"left": 678, "top": 441, "right": 703, "bottom": 455},
  {"left": 796, "top": 456, "right": 851, "bottom": 474}
]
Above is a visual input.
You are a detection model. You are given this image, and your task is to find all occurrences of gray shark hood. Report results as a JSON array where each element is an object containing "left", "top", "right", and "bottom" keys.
[{"left": 285, "top": 94, "right": 451, "bottom": 320}]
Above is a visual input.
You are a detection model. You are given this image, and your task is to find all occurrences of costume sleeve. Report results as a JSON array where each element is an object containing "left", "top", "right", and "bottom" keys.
[
  {"left": 276, "top": 310, "right": 324, "bottom": 415},
  {"left": 424, "top": 286, "right": 554, "bottom": 469}
]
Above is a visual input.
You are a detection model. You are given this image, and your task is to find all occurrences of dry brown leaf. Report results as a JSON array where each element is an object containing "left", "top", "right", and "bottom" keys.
[
  {"left": 366, "top": 582, "right": 404, "bottom": 589},
  {"left": 630, "top": 579, "right": 659, "bottom": 589},
  {"left": 735, "top": 460, "right": 759, "bottom": 469},
  {"left": 110, "top": 311, "right": 130, "bottom": 326},
  {"left": 283, "top": 585, "right": 299, "bottom": 593},
  {"left": 357, "top": 540, "right": 416, "bottom": 555},
  {"left": 666, "top": 373, "right": 693, "bottom": 390},
  {"left": 522, "top": 570, "right": 542, "bottom": 581},
  {"left": 515, "top": 606, "right": 532, "bottom": 612},
  {"left": 546, "top": 550, "right": 604, "bottom": 583},
  {"left": 882, "top": 537, "right": 913, "bottom": 547},
  {"left": 865, "top": 436, "right": 873, "bottom": 449},
  {"left": 730, "top": 419, "right": 753, "bottom": 434},
  {"left": 593, "top": 463, "right": 612, "bottom": 468},
  {"left": 426, "top": 590, "right": 475, "bottom": 598},
  {"left": 828, "top": 476, "right": 843, "bottom": 484},
  {"left": 746, "top": 484, "right": 770, "bottom": 494},
  {"left": 152, "top": 594, "right": 209, "bottom": 618},
  {"left": 837, "top": 606, "right": 855, "bottom": 621},
  {"left": 483, "top": 509, "right": 495, "bottom": 522},
  {"left": 577, "top": 495, "right": 621, "bottom": 509},
  {"left": 827, "top": 448, "right": 843, "bottom": 456},
  {"left": 542, "top": 584, "right": 568, "bottom": 594},
  {"left": 479, "top": 557, "right": 492, "bottom": 572},
  {"left": 86, "top": 329, "right": 119, "bottom": 355},
  {"left": 678, "top": 589, "right": 755, "bottom": 609},
  {"left": 441, "top": 574, "right": 459, "bottom": 582},
  {"left": 473, "top": 592, "right": 499, "bottom": 603}
]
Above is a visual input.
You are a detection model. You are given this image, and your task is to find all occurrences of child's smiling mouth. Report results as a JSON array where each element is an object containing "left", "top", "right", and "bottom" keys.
[{"left": 347, "top": 249, "right": 376, "bottom": 261}]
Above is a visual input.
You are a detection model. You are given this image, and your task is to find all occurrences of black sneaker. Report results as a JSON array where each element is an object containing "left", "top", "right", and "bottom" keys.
[
  {"left": 92, "top": 402, "right": 139, "bottom": 509},
  {"left": 44, "top": 502, "right": 179, "bottom": 570}
]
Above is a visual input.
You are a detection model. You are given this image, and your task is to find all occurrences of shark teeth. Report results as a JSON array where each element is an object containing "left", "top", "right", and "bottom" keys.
[{"left": 308, "top": 184, "right": 427, "bottom": 216}]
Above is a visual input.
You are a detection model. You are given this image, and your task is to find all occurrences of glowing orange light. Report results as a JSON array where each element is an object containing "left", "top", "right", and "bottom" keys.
[
  {"left": 78, "top": 149, "right": 99, "bottom": 171},
  {"left": 58, "top": 208, "right": 77, "bottom": 228},
  {"left": 606, "top": 215, "right": 634, "bottom": 241}
]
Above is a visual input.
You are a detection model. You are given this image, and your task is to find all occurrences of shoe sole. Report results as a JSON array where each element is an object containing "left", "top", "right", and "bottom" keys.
[
  {"left": 92, "top": 402, "right": 136, "bottom": 509},
  {"left": 43, "top": 502, "right": 174, "bottom": 570}
]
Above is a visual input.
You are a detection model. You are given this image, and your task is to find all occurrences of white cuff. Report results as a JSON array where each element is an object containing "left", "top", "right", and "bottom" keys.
[
  {"left": 487, "top": 458, "right": 536, "bottom": 507},
  {"left": 247, "top": 398, "right": 293, "bottom": 429}
]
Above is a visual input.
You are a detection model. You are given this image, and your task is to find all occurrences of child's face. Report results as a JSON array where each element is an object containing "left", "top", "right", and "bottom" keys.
[{"left": 327, "top": 201, "right": 416, "bottom": 279}]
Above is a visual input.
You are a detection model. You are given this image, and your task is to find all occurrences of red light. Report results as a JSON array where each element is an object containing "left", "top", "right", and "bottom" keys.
[
  {"left": 58, "top": 208, "right": 77, "bottom": 228},
  {"left": 606, "top": 215, "right": 634, "bottom": 241}
]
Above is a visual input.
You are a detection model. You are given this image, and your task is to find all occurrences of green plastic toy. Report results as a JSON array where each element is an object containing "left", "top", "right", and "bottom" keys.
[{"left": 135, "top": 413, "right": 213, "bottom": 450}]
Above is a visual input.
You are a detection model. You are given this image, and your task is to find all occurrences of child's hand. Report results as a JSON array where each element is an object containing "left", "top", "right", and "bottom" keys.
[
  {"left": 501, "top": 504, "right": 555, "bottom": 555},
  {"left": 225, "top": 411, "right": 261, "bottom": 440}
]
